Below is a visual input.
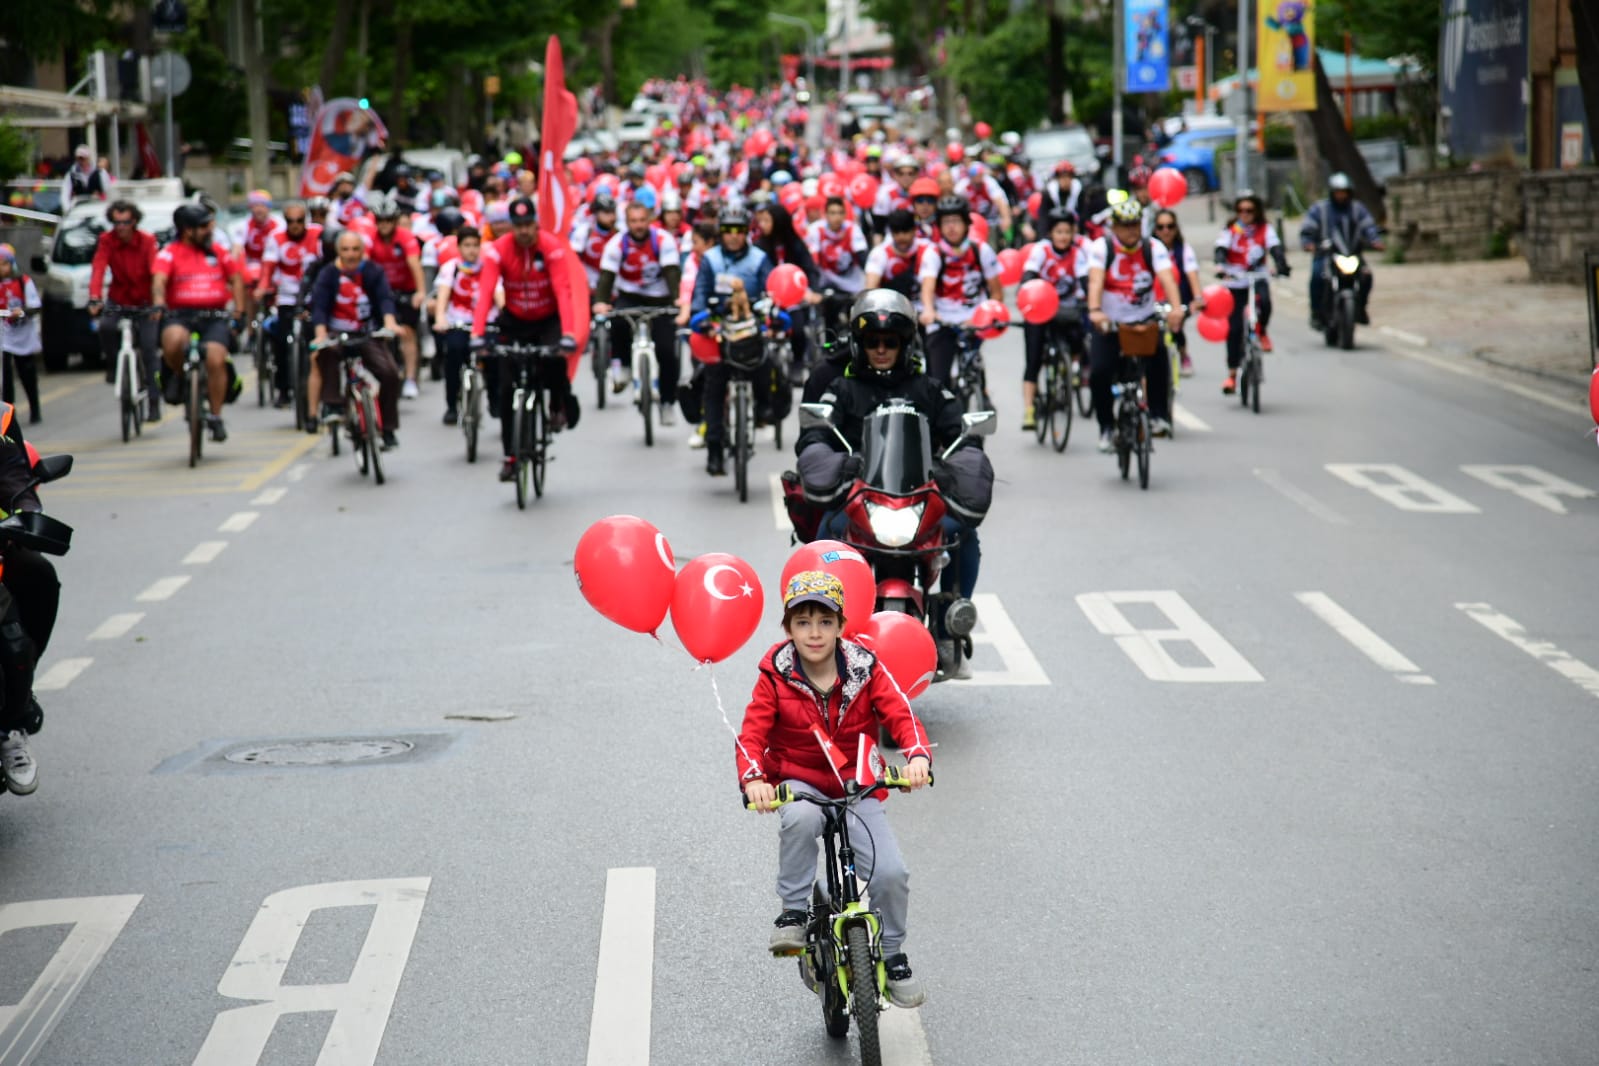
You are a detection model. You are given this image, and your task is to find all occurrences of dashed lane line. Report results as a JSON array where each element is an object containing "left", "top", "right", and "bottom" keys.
[
  {"left": 183, "top": 541, "right": 229, "bottom": 565},
  {"left": 1296, "top": 592, "right": 1434, "bottom": 685},
  {"left": 218, "top": 512, "right": 259, "bottom": 533},
  {"left": 87, "top": 613, "right": 144, "bottom": 641},
  {"left": 1253, "top": 468, "right": 1351, "bottom": 525},
  {"left": 585, "top": 867, "right": 655, "bottom": 1066},
  {"left": 35, "top": 657, "right": 93, "bottom": 692},
  {"left": 251, "top": 486, "right": 288, "bottom": 505},
  {"left": 1456, "top": 602, "right": 1599, "bottom": 701},
  {"left": 135, "top": 576, "right": 190, "bottom": 602},
  {"left": 1171, "top": 403, "right": 1212, "bottom": 432}
]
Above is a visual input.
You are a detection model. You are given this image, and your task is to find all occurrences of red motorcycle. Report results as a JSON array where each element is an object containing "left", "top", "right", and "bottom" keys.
[{"left": 797, "top": 400, "right": 994, "bottom": 679}]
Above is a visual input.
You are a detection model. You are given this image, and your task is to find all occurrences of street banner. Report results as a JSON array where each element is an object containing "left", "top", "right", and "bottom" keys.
[
  {"left": 537, "top": 34, "right": 590, "bottom": 359},
  {"left": 1439, "top": 0, "right": 1529, "bottom": 160},
  {"left": 298, "top": 98, "right": 387, "bottom": 197},
  {"left": 1124, "top": 0, "right": 1170, "bottom": 93},
  {"left": 1258, "top": 0, "right": 1317, "bottom": 111}
]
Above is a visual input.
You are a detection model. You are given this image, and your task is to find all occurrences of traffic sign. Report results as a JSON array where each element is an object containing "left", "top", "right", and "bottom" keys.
[
  {"left": 149, "top": 51, "right": 191, "bottom": 99},
  {"left": 1177, "top": 65, "right": 1198, "bottom": 91}
]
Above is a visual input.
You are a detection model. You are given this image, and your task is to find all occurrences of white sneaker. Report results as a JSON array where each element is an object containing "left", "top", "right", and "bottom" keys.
[
  {"left": 659, "top": 402, "right": 676, "bottom": 427},
  {"left": 401, "top": 379, "right": 420, "bottom": 400},
  {"left": 1097, "top": 431, "right": 1113, "bottom": 453},
  {"left": 1150, "top": 417, "right": 1172, "bottom": 438},
  {"left": 609, "top": 359, "right": 628, "bottom": 394},
  {"left": 2, "top": 730, "right": 37, "bottom": 795},
  {"left": 688, "top": 430, "right": 707, "bottom": 450}
]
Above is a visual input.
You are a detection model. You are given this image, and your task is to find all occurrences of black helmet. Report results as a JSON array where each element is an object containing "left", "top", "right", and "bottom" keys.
[
  {"left": 627, "top": 161, "right": 647, "bottom": 179},
  {"left": 1045, "top": 206, "right": 1078, "bottom": 228},
  {"left": 847, "top": 290, "right": 918, "bottom": 380},
  {"left": 173, "top": 202, "right": 214, "bottom": 232},
  {"left": 934, "top": 194, "right": 970, "bottom": 221},
  {"left": 591, "top": 193, "right": 617, "bottom": 215},
  {"left": 435, "top": 207, "right": 464, "bottom": 237},
  {"left": 393, "top": 163, "right": 414, "bottom": 181},
  {"left": 718, "top": 203, "right": 751, "bottom": 228}
]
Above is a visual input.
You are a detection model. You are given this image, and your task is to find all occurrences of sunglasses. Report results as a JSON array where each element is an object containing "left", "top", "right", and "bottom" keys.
[
  {"left": 913, "top": 196, "right": 936, "bottom": 205},
  {"left": 1154, "top": 223, "right": 1176, "bottom": 231},
  {"left": 1237, "top": 206, "right": 1257, "bottom": 214},
  {"left": 112, "top": 218, "right": 136, "bottom": 227},
  {"left": 720, "top": 225, "right": 747, "bottom": 234},
  {"left": 863, "top": 335, "right": 902, "bottom": 351},
  {"left": 284, "top": 216, "right": 307, "bottom": 225}
]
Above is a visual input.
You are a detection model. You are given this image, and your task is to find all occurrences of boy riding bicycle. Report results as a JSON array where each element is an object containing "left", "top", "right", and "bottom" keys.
[{"left": 740, "top": 571, "right": 934, "bottom": 1008}]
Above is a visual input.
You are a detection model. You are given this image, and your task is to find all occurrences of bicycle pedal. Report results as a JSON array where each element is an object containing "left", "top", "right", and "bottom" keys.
[{"left": 770, "top": 945, "right": 807, "bottom": 958}]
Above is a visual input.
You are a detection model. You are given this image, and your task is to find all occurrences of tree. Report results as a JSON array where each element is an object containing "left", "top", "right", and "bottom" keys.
[
  {"left": 0, "top": 120, "right": 34, "bottom": 185},
  {"left": 945, "top": 7, "right": 1052, "bottom": 133}
]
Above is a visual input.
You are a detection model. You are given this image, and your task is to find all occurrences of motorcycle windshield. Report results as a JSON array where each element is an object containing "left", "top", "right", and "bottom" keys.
[{"left": 860, "top": 405, "right": 933, "bottom": 495}]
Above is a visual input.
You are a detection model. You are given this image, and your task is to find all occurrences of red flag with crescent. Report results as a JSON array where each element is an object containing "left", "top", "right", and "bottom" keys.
[
  {"left": 299, "top": 98, "right": 388, "bottom": 198},
  {"left": 537, "top": 36, "right": 589, "bottom": 356}
]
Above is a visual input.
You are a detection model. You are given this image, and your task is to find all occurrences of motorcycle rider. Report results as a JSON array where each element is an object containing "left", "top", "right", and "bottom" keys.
[
  {"left": 1300, "top": 173, "right": 1382, "bottom": 331},
  {"left": 795, "top": 290, "right": 991, "bottom": 675},
  {"left": 0, "top": 406, "right": 58, "bottom": 795}
]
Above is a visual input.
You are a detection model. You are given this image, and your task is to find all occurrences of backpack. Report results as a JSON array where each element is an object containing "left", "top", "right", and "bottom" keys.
[{"left": 619, "top": 227, "right": 662, "bottom": 261}]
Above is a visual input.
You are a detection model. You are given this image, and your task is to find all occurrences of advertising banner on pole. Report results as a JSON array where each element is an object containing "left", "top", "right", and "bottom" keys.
[
  {"left": 1439, "top": 0, "right": 1529, "bottom": 161},
  {"left": 1258, "top": 0, "right": 1318, "bottom": 111},
  {"left": 1124, "top": 0, "right": 1170, "bottom": 93}
]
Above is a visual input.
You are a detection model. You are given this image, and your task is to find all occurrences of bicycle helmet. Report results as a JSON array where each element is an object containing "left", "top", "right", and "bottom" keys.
[
  {"left": 590, "top": 193, "right": 617, "bottom": 215},
  {"left": 934, "top": 194, "right": 970, "bottom": 221},
  {"left": 1108, "top": 195, "right": 1144, "bottom": 225},
  {"left": 718, "top": 203, "right": 751, "bottom": 228},
  {"left": 630, "top": 185, "right": 658, "bottom": 214},
  {"left": 430, "top": 187, "right": 460, "bottom": 209},
  {"left": 1045, "top": 206, "right": 1079, "bottom": 229},
  {"left": 1233, "top": 188, "right": 1265, "bottom": 216},
  {"left": 371, "top": 193, "right": 402, "bottom": 220},
  {"left": 1053, "top": 159, "right": 1076, "bottom": 177},
  {"left": 393, "top": 163, "right": 414, "bottom": 181},
  {"left": 305, "top": 195, "right": 331, "bottom": 214},
  {"left": 173, "top": 202, "right": 214, "bottom": 232},
  {"left": 434, "top": 207, "right": 464, "bottom": 237},
  {"left": 659, "top": 188, "right": 682, "bottom": 213},
  {"left": 847, "top": 289, "right": 919, "bottom": 381},
  {"left": 909, "top": 177, "right": 941, "bottom": 200}
]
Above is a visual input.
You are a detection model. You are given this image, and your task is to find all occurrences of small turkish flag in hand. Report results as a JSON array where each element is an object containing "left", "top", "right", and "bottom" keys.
[{"left": 855, "top": 733, "right": 885, "bottom": 789}]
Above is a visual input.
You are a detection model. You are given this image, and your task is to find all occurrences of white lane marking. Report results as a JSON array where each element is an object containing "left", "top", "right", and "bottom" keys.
[
  {"left": 286, "top": 462, "right": 311, "bottom": 483},
  {"left": 1456, "top": 602, "right": 1599, "bottom": 701},
  {"left": 192, "top": 878, "right": 430, "bottom": 1066},
  {"left": 183, "top": 541, "right": 229, "bottom": 565},
  {"left": 1254, "top": 468, "right": 1351, "bottom": 525},
  {"left": 768, "top": 472, "right": 790, "bottom": 532},
  {"left": 1459, "top": 465, "right": 1596, "bottom": 515},
  {"left": 217, "top": 511, "right": 259, "bottom": 533},
  {"left": 585, "top": 867, "right": 656, "bottom": 1066},
  {"left": 1295, "top": 592, "right": 1434, "bottom": 684},
  {"left": 34, "top": 658, "right": 93, "bottom": 692},
  {"left": 1076, "top": 591, "right": 1263, "bottom": 682},
  {"left": 0, "top": 895, "right": 143, "bottom": 1066},
  {"left": 1378, "top": 336, "right": 1589, "bottom": 417},
  {"left": 1325, "top": 463, "right": 1481, "bottom": 513},
  {"left": 966, "top": 593, "right": 1050, "bottom": 686},
  {"left": 880, "top": 1006, "right": 936, "bottom": 1065},
  {"left": 250, "top": 486, "right": 288, "bottom": 506},
  {"left": 1378, "top": 325, "right": 1428, "bottom": 347},
  {"left": 1171, "top": 403, "right": 1212, "bottom": 432},
  {"left": 136, "top": 576, "right": 190, "bottom": 602},
  {"left": 87, "top": 613, "right": 143, "bottom": 641}
]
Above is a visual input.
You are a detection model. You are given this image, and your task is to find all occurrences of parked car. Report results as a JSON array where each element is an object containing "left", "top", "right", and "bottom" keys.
[
  {"left": 1155, "top": 127, "right": 1238, "bottom": 194},
  {"left": 1023, "top": 125, "right": 1101, "bottom": 187},
  {"left": 616, "top": 112, "right": 656, "bottom": 146}
]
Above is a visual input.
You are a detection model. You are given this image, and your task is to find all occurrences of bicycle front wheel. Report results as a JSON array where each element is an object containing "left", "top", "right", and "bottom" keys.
[
  {"left": 1136, "top": 409, "right": 1151, "bottom": 490},
  {"left": 639, "top": 359, "right": 654, "bottom": 447},
  {"left": 511, "top": 390, "right": 529, "bottom": 510},
  {"left": 845, "top": 924, "right": 881, "bottom": 1066},
  {"left": 593, "top": 329, "right": 609, "bottom": 410},
  {"left": 463, "top": 369, "right": 480, "bottom": 463},
  {"left": 354, "top": 398, "right": 371, "bottom": 477},
  {"left": 187, "top": 366, "right": 204, "bottom": 468},
  {"left": 255, "top": 326, "right": 270, "bottom": 407},
  {"left": 1116, "top": 407, "right": 1131, "bottom": 481},
  {"left": 119, "top": 354, "right": 137, "bottom": 443},
  {"left": 363, "top": 392, "right": 384, "bottom": 485},
  {"left": 531, "top": 390, "right": 547, "bottom": 499},
  {"left": 734, "top": 387, "right": 750, "bottom": 504},
  {"left": 1073, "top": 359, "right": 1093, "bottom": 418},
  {"left": 1250, "top": 358, "right": 1262, "bottom": 414}
]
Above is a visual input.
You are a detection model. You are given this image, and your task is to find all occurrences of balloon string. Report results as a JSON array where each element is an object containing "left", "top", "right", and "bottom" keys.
[{"left": 704, "top": 661, "right": 760, "bottom": 772}]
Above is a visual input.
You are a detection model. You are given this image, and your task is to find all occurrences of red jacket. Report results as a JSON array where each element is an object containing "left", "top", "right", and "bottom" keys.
[
  {"left": 735, "top": 638, "right": 932, "bottom": 798},
  {"left": 472, "top": 230, "right": 576, "bottom": 337},
  {"left": 89, "top": 229, "right": 158, "bottom": 306}
]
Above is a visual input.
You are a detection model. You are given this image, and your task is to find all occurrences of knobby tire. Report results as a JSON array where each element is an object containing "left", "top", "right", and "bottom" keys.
[
  {"left": 846, "top": 924, "right": 881, "bottom": 1066},
  {"left": 512, "top": 391, "right": 528, "bottom": 510},
  {"left": 531, "top": 389, "right": 547, "bottom": 499},
  {"left": 1136, "top": 410, "right": 1151, "bottom": 490},
  {"left": 187, "top": 364, "right": 203, "bottom": 468},
  {"left": 463, "top": 370, "right": 479, "bottom": 463},
  {"left": 363, "top": 391, "right": 384, "bottom": 485}
]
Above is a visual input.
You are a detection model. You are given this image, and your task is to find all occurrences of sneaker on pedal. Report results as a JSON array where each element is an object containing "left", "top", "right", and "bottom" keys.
[
  {"left": 443, "top": 407, "right": 459, "bottom": 425},
  {"left": 1021, "top": 409, "right": 1036, "bottom": 431},
  {"left": 146, "top": 397, "right": 161, "bottom": 422},
  {"left": 161, "top": 370, "right": 184, "bottom": 407},
  {"left": 706, "top": 448, "right": 726, "bottom": 477},
  {"left": 1221, "top": 373, "right": 1237, "bottom": 395},
  {"left": 564, "top": 394, "right": 581, "bottom": 431},
  {"left": 498, "top": 457, "right": 517, "bottom": 482},
  {"left": 401, "top": 379, "right": 420, "bottom": 400},
  {"left": 769, "top": 909, "right": 807, "bottom": 956},
  {"left": 208, "top": 415, "right": 228, "bottom": 443},
  {"left": 1098, "top": 430, "right": 1113, "bottom": 453},
  {"left": 1255, "top": 322, "right": 1273, "bottom": 352},
  {"left": 380, "top": 430, "right": 398, "bottom": 450},
  {"left": 1, "top": 730, "right": 38, "bottom": 795},
  {"left": 1179, "top": 353, "right": 1194, "bottom": 377},
  {"left": 609, "top": 359, "right": 628, "bottom": 394},
  {"left": 884, "top": 953, "right": 926, "bottom": 1008},
  {"left": 659, "top": 401, "right": 676, "bottom": 427},
  {"left": 1151, "top": 417, "right": 1172, "bottom": 438},
  {"left": 688, "top": 424, "right": 707, "bottom": 449},
  {"left": 274, "top": 389, "right": 291, "bottom": 409}
]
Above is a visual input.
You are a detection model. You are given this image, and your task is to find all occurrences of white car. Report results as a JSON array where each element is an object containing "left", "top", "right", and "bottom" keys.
[{"left": 616, "top": 113, "right": 655, "bottom": 145}]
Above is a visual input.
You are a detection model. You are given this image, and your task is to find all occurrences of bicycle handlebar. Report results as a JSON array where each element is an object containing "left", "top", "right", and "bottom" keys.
[
  {"left": 311, "top": 328, "right": 395, "bottom": 351},
  {"left": 481, "top": 340, "right": 562, "bottom": 358},
  {"left": 595, "top": 306, "right": 678, "bottom": 324},
  {"left": 743, "top": 766, "right": 934, "bottom": 810}
]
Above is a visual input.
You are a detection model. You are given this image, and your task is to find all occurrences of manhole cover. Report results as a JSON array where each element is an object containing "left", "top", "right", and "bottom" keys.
[{"left": 223, "top": 738, "right": 415, "bottom": 767}]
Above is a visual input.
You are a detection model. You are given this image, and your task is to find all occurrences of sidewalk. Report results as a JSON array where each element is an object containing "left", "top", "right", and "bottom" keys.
[{"left": 1170, "top": 195, "right": 1595, "bottom": 404}]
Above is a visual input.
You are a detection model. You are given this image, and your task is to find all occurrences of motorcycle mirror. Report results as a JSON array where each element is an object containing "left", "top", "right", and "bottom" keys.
[
  {"left": 961, "top": 410, "right": 997, "bottom": 437},
  {"left": 798, "top": 403, "right": 835, "bottom": 429},
  {"left": 33, "top": 454, "right": 73, "bottom": 484}
]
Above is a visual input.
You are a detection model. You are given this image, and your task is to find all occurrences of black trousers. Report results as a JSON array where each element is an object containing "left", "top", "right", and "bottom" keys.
[
  {"left": 1225, "top": 280, "right": 1272, "bottom": 369},
  {"left": 609, "top": 296, "right": 679, "bottom": 403},
  {"left": 1023, "top": 314, "right": 1086, "bottom": 383},
  {"left": 2, "top": 355, "right": 40, "bottom": 418},
  {"left": 266, "top": 305, "right": 298, "bottom": 393},
  {"left": 924, "top": 328, "right": 962, "bottom": 390},
  {"left": 492, "top": 314, "right": 567, "bottom": 458},
  {"left": 441, "top": 328, "right": 471, "bottom": 410},
  {"left": 1090, "top": 328, "right": 1171, "bottom": 430},
  {"left": 0, "top": 546, "right": 58, "bottom": 733}
]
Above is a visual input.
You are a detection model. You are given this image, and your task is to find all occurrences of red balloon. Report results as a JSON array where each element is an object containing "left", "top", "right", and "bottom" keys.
[
  {"left": 780, "top": 540, "right": 876, "bottom": 638},
  {"left": 1590, "top": 368, "right": 1599, "bottom": 426},
  {"left": 849, "top": 173, "right": 879, "bottom": 210},
  {"left": 778, "top": 183, "right": 806, "bottom": 215},
  {"left": 1148, "top": 167, "right": 1187, "bottom": 208},
  {"left": 817, "top": 175, "right": 845, "bottom": 201},
  {"left": 968, "top": 214, "right": 989, "bottom": 245},
  {"left": 575, "top": 515, "right": 677, "bottom": 636},
  {"left": 569, "top": 157, "right": 595, "bottom": 185},
  {"left": 1196, "top": 313, "right": 1229, "bottom": 343},
  {"left": 857, "top": 612, "right": 938, "bottom": 699},
  {"left": 1027, "top": 191, "right": 1042, "bottom": 218},
  {"left": 996, "top": 247, "right": 1024, "bottom": 287},
  {"left": 688, "top": 330, "right": 721, "bottom": 364},
  {"left": 928, "top": 161, "right": 947, "bottom": 179},
  {"left": 971, "top": 298, "right": 1010, "bottom": 340},
  {"left": 974, "top": 121, "right": 993, "bottom": 141},
  {"left": 768, "top": 262, "right": 810, "bottom": 309},
  {"left": 1199, "top": 284, "right": 1235, "bottom": 320},
  {"left": 1017, "top": 278, "right": 1061, "bottom": 325},
  {"left": 671, "top": 553, "right": 765, "bottom": 664}
]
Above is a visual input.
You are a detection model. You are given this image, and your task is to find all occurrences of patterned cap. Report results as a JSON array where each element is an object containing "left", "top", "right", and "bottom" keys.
[
  {"left": 508, "top": 197, "right": 536, "bottom": 222},
  {"left": 783, "top": 570, "right": 845, "bottom": 615},
  {"left": 247, "top": 189, "right": 271, "bottom": 206}
]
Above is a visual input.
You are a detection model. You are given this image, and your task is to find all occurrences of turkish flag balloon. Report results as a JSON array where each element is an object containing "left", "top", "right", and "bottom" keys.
[
  {"left": 688, "top": 331, "right": 721, "bottom": 364},
  {"left": 1196, "top": 313, "right": 1230, "bottom": 343},
  {"left": 671, "top": 553, "right": 765, "bottom": 663},
  {"left": 1017, "top": 278, "right": 1061, "bottom": 325},
  {"left": 780, "top": 540, "right": 876, "bottom": 637},
  {"left": 574, "top": 516, "right": 677, "bottom": 636},
  {"left": 849, "top": 173, "right": 879, "bottom": 210},
  {"left": 1148, "top": 167, "right": 1187, "bottom": 208},
  {"left": 818, "top": 174, "right": 845, "bottom": 201},
  {"left": 996, "top": 247, "right": 1024, "bottom": 286},
  {"left": 1590, "top": 368, "right": 1599, "bottom": 426},
  {"left": 969, "top": 214, "right": 989, "bottom": 245},
  {"left": 768, "top": 263, "right": 810, "bottom": 309},
  {"left": 971, "top": 298, "right": 1010, "bottom": 340},
  {"left": 1199, "top": 284, "right": 1235, "bottom": 320},
  {"left": 974, "top": 121, "right": 993, "bottom": 140},
  {"left": 858, "top": 612, "right": 938, "bottom": 699},
  {"left": 778, "top": 183, "right": 806, "bottom": 214},
  {"left": 1027, "top": 191, "right": 1042, "bottom": 218}
]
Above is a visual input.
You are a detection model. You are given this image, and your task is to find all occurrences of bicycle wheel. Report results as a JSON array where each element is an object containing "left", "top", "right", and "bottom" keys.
[
  {"left": 363, "top": 392, "right": 385, "bottom": 485},
  {"left": 293, "top": 333, "right": 310, "bottom": 431},
  {"left": 1073, "top": 359, "right": 1093, "bottom": 418},
  {"left": 639, "top": 358, "right": 654, "bottom": 447},
  {"left": 593, "top": 328, "right": 608, "bottom": 410},
  {"left": 354, "top": 397, "right": 371, "bottom": 477},
  {"left": 813, "top": 888, "right": 849, "bottom": 1038},
  {"left": 1136, "top": 409, "right": 1151, "bottom": 490},
  {"left": 511, "top": 390, "right": 528, "bottom": 510},
  {"left": 734, "top": 387, "right": 750, "bottom": 504},
  {"left": 187, "top": 365, "right": 204, "bottom": 468},
  {"left": 119, "top": 354, "right": 136, "bottom": 443},
  {"left": 255, "top": 325, "right": 270, "bottom": 407},
  {"left": 1116, "top": 406, "right": 1131, "bottom": 481},
  {"left": 1034, "top": 362, "right": 1052, "bottom": 446},
  {"left": 1050, "top": 364, "right": 1073, "bottom": 453},
  {"left": 531, "top": 390, "right": 547, "bottom": 499},
  {"left": 1239, "top": 351, "right": 1253, "bottom": 408},
  {"left": 462, "top": 369, "right": 479, "bottom": 463},
  {"left": 845, "top": 924, "right": 881, "bottom": 1066},
  {"left": 1250, "top": 358, "right": 1262, "bottom": 414}
]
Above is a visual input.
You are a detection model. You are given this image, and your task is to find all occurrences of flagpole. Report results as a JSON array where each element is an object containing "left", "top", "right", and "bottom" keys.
[{"left": 1235, "top": 0, "right": 1250, "bottom": 195}]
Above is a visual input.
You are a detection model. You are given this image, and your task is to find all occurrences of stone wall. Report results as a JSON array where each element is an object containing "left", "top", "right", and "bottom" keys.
[
  {"left": 1521, "top": 170, "right": 1599, "bottom": 283},
  {"left": 1385, "top": 170, "right": 1523, "bottom": 262}
]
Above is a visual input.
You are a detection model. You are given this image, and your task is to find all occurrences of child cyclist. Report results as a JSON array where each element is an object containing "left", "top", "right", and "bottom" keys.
[{"left": 739, "top": 571, "right": 934, "bottom": 1008}]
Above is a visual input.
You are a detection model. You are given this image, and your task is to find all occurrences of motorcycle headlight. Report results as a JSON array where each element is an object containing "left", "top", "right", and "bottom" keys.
[
  {"left": 865, "top": 501, "right": 924, "bottom": 548},
  {"left": 1334, "top": 255, "right": 1361, "bottom": 276}
]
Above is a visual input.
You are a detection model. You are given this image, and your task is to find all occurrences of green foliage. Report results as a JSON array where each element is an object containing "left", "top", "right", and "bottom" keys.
[
  {"left": 4, "top": 1, "right": 115, "bottom": 60},
  {"left": 1316, "top": 0, "right": 1441, "bottom": 75},
  {"left": 169, "top": 23, "right": 247, "bottom": 155},
  {"left": 0, "top": 120, "right": 35, "bottom": 185},
  {"left": 945, "top": 8, "right": 1052, "bottom": 133}
]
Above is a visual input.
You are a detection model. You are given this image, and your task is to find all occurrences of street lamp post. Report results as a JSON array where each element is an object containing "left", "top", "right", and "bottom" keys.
[{"left": 766, "top": 13, "right": 816, "bottom": 91}]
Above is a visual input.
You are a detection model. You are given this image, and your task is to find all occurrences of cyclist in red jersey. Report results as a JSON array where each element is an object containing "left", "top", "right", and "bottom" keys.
[
  {"left": 152, "top": 203, "right": 244, "bottom": 443},
  {"left": 366, "top": 193, "right": 426, "bottom": 397},
  {"left": 470, "top": 198, "right": 580, "bottom": 482},
  {"left": 87, "top": 200, "right": 160, "bottom": 416}
]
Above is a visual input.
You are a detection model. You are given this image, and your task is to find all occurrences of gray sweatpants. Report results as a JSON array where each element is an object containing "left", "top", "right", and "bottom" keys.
[{"left": 777, "top": 779, "right": 912, "bottom": 956}]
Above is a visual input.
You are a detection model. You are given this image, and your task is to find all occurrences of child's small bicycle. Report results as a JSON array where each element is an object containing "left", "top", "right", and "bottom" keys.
[{"left": 748, "top": 766, "right": 932, "bottom": 1066}]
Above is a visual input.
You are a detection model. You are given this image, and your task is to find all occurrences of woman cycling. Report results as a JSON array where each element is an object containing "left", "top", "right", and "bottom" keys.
[{"left": 1150, "top": 209, "right": 1205, "bottom": 378}]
